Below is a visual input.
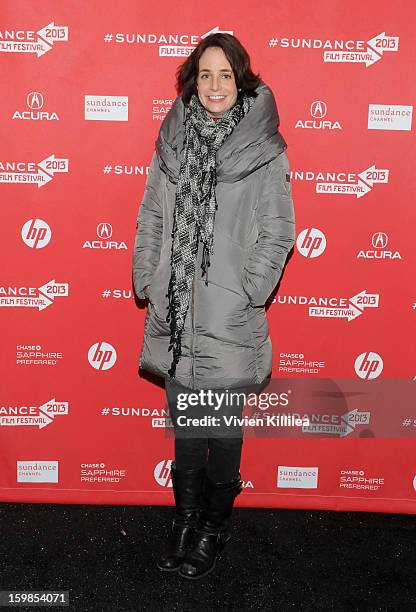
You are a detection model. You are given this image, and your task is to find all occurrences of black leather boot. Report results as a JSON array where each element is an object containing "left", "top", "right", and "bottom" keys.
[
  {"left": 178, "top": 473, "right": 243, "bottom": 580},
  {"left": 157, "top": 462, "right": 206, "bottom": 572}
]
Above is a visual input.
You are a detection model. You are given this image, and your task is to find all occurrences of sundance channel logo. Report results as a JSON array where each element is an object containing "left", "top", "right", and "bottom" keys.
[
  {"left": 84, "top": 95, "right": 128, "bottom": 121},
  {"left": 17, "top": 460, "right": 59, "bottom": 483},
  {"left": 368, "top": 104, "right": 413, "bottom": 131},
  {"left": 277, "top": 466, "right": 318, "bottom": 489}
]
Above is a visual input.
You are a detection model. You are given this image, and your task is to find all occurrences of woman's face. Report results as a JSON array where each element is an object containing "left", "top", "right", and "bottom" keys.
[{"left": 196, "top": 46, "right": 238, "bottom": 118}]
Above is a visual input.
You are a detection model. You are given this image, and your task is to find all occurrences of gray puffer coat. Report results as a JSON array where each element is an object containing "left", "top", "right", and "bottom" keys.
[{"left": 132, "top": 82, "right": 296, "bottom": 390}]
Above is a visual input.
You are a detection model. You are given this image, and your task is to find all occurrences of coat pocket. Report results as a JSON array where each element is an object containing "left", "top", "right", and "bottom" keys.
[
  {"left": 146, "top": 301, "right": 171, "bottom": 337},
  {"left": 146, "top": 282, "right": 164, "bottom": 319},
  {"left": 145, "top": 241, "right": 172, "bottom": 321}
]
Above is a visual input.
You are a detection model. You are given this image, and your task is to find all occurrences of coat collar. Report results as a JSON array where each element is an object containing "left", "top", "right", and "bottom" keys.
[{"left": 155, "top": 81, "right": 286, "bottom": 184}]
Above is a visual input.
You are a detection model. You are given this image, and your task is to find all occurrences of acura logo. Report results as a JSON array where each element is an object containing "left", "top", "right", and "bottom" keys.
[
  {"left": 310, "top": 100, "right": 327, "bottom": 119},
  {"left": 27, "top": 92, "right": 44, "bottom": 110},
  {"left": 372, "top": 232, "right": 388, "bottom": 249},
  {"left": 97, "top": 223, "right": 113, "bottom": 239}
]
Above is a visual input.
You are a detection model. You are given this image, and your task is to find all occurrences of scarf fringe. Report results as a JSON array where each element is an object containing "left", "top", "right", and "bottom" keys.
[
  {"left": 165, "top": 274, "right": 182, "bottom": 379},
  {"left": 201, "top": 243, "right": 211, "bottom": 286}
]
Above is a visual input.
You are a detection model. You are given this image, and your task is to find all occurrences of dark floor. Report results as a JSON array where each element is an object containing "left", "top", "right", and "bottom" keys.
[{"left": 0, "top": 502, "right": 415, "bottom": 611}]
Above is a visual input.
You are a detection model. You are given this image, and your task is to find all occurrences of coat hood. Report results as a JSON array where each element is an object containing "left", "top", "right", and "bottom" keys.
[{"left": 155, "top": 81, "right": 287, "bottom": 184}]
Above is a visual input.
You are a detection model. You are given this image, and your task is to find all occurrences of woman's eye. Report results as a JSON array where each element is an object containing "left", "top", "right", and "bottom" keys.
[{"left": 199, "top": 74, "right": 232, "bottom": 79}]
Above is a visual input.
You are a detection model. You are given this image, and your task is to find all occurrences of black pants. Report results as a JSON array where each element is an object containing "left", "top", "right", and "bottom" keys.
[
  {"left": 165, "top": 378, "right": 244, "bottom": 483},
  {"left": 174, "top": 436, "right": 243, "bottom": 483}
]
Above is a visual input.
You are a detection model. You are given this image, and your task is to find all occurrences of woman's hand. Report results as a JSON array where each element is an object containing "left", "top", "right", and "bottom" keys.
[{"left": 143, "top": 284, "right": 161, "bottom": 318}]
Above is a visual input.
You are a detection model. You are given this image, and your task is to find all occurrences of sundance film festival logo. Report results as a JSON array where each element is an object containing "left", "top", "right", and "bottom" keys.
[
  {"left": 21, "top": 219, "right": 51, "bottom": 249},
  {"left": 309, "top": 289, "right": 379, "bottom": 321},
  {"left": 154, "top": 459, "right": 173, "bottom": 487},
  {"left": 355, "top": 352, "right": 383, "bottom": 379},
  {"left": 268, "top": 32, "right": 399, "bottom": 67},
  {"left": 88, "top": 342, "right": 117, "bottom": 371},
  {"left": 100, "top": 405, "right": 172, "bottom": 428},
  {"left": 0, "top": 22, "right": 68, "bottom": 57},
  {"left": 106, "top": 25, "right": 232, "bottom": 56},
  {"left": 102, "top": 162, "right": 149, "bottom": 176},
  {"left": 282, "top": 229, "right": 382, "bottom": 321},
  {"left": 295, "top": 100, "right": 341, "bottom": 130},
  {"left": 101, "top": 288, "right": 132, "bottom": 300},
  {"left": 0, "top": 280, "right": 68, "bottom": 311},
  {"left": 292, "top": 165, "right": 389, "bottom": 198},
  {"left": 12, "top": 91, "right": 60, "bottom": 121},
  {"left": 357, "top": 232, "right": 402, "bottom": 260},
  {"left": 302, "top": 409, "right": 371, "bottom": 437},
  {"left": 276, "top": 291, "right": 379, "bottom": 322},
  {"left": 276, "top": 244, "right": 380, "bottom": 322},
  {"left": 1, "top": 399, "right": 68, "bottom": 429},
  {"left": 0, "top": 154, "right": 69, "bottom": 187},
  {"left": 82, "top": 223, "right": 127, "bottom": 250}
]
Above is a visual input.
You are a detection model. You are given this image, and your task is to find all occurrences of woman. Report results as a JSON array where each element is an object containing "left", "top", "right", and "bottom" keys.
[{"left": 132, "top": 33, "right": 295, "bottom": 579}]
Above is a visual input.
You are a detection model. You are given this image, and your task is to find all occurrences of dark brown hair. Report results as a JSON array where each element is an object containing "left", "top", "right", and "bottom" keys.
[{"left": 175, "top": 33, "right": 262, "bottom": 104}]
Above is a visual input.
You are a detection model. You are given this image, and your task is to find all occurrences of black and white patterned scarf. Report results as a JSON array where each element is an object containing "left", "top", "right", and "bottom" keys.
[{"left": 165, "top": 92, "right": 255, "bottom": 378}]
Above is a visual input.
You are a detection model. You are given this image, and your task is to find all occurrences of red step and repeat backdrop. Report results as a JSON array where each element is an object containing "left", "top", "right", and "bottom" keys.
[{"left": 1, "top": 1, "right": 415, "bottom": 512}]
